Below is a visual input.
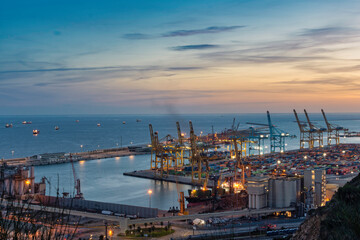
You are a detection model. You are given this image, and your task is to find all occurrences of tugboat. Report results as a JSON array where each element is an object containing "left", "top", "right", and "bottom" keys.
[
  {"left": 55, "top": 126, "right": 60, "bottom": 130},
  {"left": 33, "top": 129, "right": 40, "bottom": 135},
  {"left": 5, "top": 123, "right": 13, "bottom": 128}
]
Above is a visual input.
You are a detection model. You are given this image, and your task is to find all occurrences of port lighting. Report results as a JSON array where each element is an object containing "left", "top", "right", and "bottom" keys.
[
  {"left": 148, "top": 189, "right": 152, "bottom": 195},
  {"left": 108, "top": 230, "right": 113, "bottom": 236},
  {"left": 277, "top": 160, "right": 281, "bottom": 164},
  {"left": 323, "top": 153, "right": 327, "bottom": 157},
  {"left": 25, "top": 180, "right": 30, "bottom": 185},
  {"left": 304, "top": 156, "right": 308, "bottom": 160}
]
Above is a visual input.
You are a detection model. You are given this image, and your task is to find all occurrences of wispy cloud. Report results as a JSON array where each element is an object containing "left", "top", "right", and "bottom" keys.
[
  {"left": 122, "top": 33, "right": 154, "bottom": 40},
  {"left": 162, "top": 26, "right": 245, "bottom": 37},
  {"left": 275, "top": 77, "right": 360, "bottom": 88},
  {"left": 171, "top": 44, "right": 219, "bottom": 51},
  {"left": 122, "top": 26, "right": 245, "bottom": 40}
]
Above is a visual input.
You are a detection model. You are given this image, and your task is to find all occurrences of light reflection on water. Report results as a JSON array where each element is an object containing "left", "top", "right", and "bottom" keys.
[{"left": 34, "top": 154, "right": 193, "bottom": 210}]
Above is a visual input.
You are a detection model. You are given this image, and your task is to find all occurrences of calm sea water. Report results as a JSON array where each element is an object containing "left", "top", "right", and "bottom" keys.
[{"left": 1, "top": 113, "right": 359, "bottom": 210}]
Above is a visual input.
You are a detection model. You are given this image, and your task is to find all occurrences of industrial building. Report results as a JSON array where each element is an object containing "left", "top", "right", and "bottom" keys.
[
  {"left": 304, "top": 169, "right": 326, "bottom": 208},
  {"left": 268, "top": 176, "right": 302, "bottom": 208},
  {"left": 0, "top": 164, "right": 46, "bottom": 198},
  {"left": 247, "top": 176, "right": 269, "bottom": 209}
]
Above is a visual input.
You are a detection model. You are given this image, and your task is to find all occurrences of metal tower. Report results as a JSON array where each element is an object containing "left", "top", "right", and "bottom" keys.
[
  {"left": 321, "top": 109, "right": 348, "bottom": 145},
  {"left": 304, "top": 109, "right": 326, "bottom": 147},
  {"left": 293, "top": 109, "right": 313, "bottom": 149}
]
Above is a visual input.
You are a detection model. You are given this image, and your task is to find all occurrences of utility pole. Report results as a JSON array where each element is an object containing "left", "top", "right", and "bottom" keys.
[{"left": 105, "top": 221, "right": 108, "bottom": 240}]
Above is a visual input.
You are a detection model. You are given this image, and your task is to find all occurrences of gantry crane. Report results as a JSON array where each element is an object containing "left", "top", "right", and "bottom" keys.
[
  {"left": 304, "top": 109, "right": 326, "bottom": 147},
  {"left": 293, "top": 109, "right": 313, "bottom": 149},
  {"left": 267, "top": 111, "right": 295, "bottom": 153},
  {"left": 321, "top": 109, "right": 349, "bottom": 145},
  {"left": 149, "top": 124, "right": 168, "bottom": 177},
  {"left": 189, "top": 121, "right": 209, "bottom": 186},
  {"left": 233, "top": 138, "right": 245, "bottom": 187}
]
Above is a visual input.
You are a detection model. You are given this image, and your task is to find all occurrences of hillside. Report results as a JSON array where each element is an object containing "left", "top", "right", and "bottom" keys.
[{"left": 292, "top": 173, "right": 360, "bottom": 240}]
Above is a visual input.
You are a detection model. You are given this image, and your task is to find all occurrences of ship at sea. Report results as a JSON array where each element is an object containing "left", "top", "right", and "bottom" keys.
[{"left": 5, "top": 123, "right": 13, "bottom": 128}]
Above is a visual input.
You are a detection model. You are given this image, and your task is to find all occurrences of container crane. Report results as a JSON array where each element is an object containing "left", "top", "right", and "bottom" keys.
[
  {"left": 304, "top": 109, "right": 326, "bottom": 147},
  {"left": 293, "top": 109, "right": 313, "bottom": 149},
  {"left": 233, "top": 138, "right": 245, "bottom": 187},
  {"left": 69, "top": 154, "right": 83, "bottom": 199},
  {"left": 321, "top": 109, "right": 348, "bottom": 145},
  {"left": 189, "top": 121, "right": 208, "bottom": 186},
  {"left": 267, "top": 111, "right": 295, "bottom": 153},
  {"left": 149, "top": 124, "right": 169, "bottom": 177}
]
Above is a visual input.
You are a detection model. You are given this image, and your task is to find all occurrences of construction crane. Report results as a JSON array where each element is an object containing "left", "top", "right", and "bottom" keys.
[
  {"left": 304, "top": 109, "right": 326, "bottom": 147},
  {"left": 69, "top": 154, "right": 83, "bottom": 199},
  {"left": 293, "top": 109, "right": 313, "bottom": 149},
  {"left": 267, "top": 111, "right": 295, "bottom": 153},
  {"left": 321, "top": 109, "right": 348, "bottom": 145}
]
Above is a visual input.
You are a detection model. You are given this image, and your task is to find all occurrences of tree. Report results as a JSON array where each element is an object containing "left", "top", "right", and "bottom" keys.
[
  {"left": 144, "top": 222, "right": 148, "bottom": 228},
  {"left": 0, "top": 194, "right": 80, "bottom": 239}
]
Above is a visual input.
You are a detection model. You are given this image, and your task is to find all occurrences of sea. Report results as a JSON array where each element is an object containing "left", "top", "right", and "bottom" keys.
[{"left": 1, "top": 113, "right": 359, "bottom": 210}]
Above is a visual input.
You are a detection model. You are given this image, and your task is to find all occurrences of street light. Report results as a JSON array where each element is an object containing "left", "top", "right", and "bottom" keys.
[{"left": 148, "top": 189, "right": 152, "bottom": 208}]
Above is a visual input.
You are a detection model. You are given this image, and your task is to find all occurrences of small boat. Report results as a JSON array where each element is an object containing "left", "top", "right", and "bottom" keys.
[
  {"left": 136, "top": 119, "right": 141, "bottom": 122},
  {"left": 97, "top": 123, "right": 101, "bottom": 127},
  {"left": 122, "top": 121, "right": 126, "bottom": 124},
  {"left": 33, "top": 129, "right": 40, "bottom": 135},
  {"left": 22, "top": 121, "right": 32, "bottom": 124},
  {"left": 55, "top": 126, "right": 60, "bottom": 130},
  {"left": 5, "top": 123, "right": 13, "bottom": 128},
  {"left": 76, "top": 120, "right": 79, "bottom": 123}
]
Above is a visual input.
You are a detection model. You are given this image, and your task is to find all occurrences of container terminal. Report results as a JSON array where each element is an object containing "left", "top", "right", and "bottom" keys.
[{"left": 1, "top": 109, "right": 360, "bottom": 239}]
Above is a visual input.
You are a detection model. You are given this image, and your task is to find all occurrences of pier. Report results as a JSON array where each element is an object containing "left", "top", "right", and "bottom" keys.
[{"left": 2, "top": 145, "right": 151, "bottom": 167}]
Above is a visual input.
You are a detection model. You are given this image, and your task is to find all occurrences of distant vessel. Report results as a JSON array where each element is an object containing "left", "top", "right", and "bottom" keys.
[
  {"left": 122, "top": 121, "right": 126, "bottom": 124},
  {"left": 136, "top": 119, "right": 141, "bottom": 122},
  {"left": 22, "top": 121, "right": 32, "bottom": 124},
  {"left": 33, "top": 129, "right": 40, "bottom": 135},
  {"left": 55, "top": 126, "right": 60, "bottom": 130},
  {"left": 5, "top": 123, "right": 13, "bottom": 128},
  {"left": 76, "top": 120, "right": 79, "bottom": 123},
  {"left": 97, "top": 123, "right": 101, "bottom": 127}
]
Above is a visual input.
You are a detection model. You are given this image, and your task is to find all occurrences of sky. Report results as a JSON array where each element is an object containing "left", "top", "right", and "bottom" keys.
[{"left": 1, "top": 0, "right": 360, "bottom": 115}]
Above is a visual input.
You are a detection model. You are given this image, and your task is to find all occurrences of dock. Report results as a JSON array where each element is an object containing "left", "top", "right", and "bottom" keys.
[
  {"left": 2, "top": 145, "right": 151, "bottom": 167},
  {"left": 124, "top": 169, "right": 215, "bottom": 188}
]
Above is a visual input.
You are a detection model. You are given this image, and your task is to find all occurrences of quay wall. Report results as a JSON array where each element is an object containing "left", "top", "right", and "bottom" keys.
[{"left": 37, "top": 195, "right": 158, "bottom": 218}]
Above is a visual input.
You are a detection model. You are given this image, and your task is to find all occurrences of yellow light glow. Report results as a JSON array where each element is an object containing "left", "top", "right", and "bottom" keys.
[
  {"left": 148, "top": 189, "right": 152, "bottom": 195},
  {"left": 25, "top": 180, "right": 30, "bottom": 185},
  {"left": 108, "top": 230, "right": 113, "bottom": 236}
]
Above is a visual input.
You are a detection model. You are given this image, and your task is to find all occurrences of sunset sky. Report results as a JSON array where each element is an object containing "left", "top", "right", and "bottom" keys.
[{"left": 1, "top": 0, "right": 360, "bottom": 114}]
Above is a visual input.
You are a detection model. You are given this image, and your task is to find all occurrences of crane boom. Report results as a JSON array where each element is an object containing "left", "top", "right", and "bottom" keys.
[
  {"left": 293, "top": 109, "right": 304, "bottom": 131},
  {"left": 321, "top": 109, "right": 331, "bottom": 130},
  {"left": 304, "top": 109, "right": 315, "bottom": 129},
  {"left": 176, "top": 121, "right": 183, "bottom": 145}
]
